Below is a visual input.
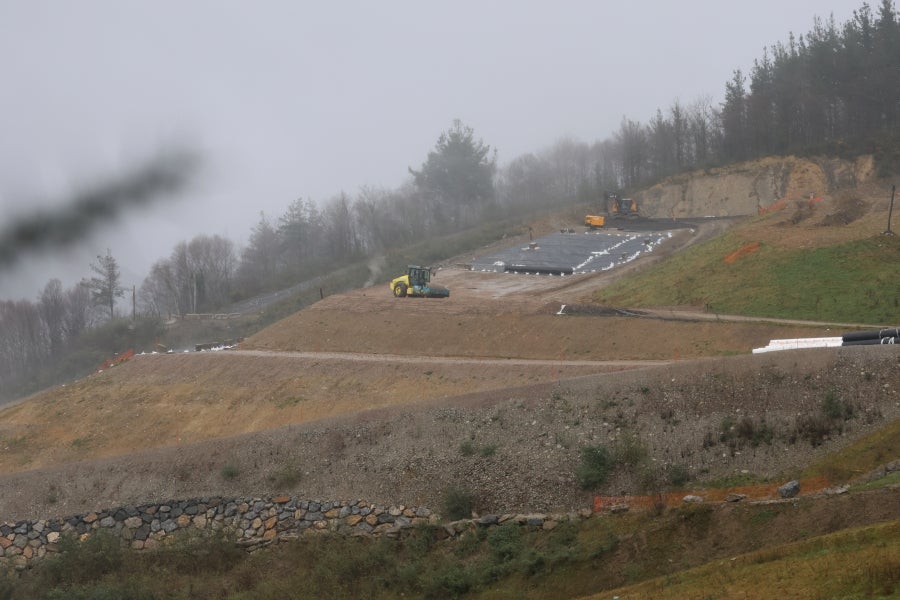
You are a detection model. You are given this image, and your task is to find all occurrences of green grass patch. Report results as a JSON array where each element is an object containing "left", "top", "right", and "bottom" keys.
[
  {"left": 593, "top": 233, "right": 900, "bottom": 323},
  {"left": 274, "top": 396, "right": 305, "bottom": 408},
  {"left": 220, "top": 464, "right": 240, "bottom": 480},
  {"left": 695, "top": 472, "right": 768, "bottom": 489},
  {"left": 805, "top": 416, "right": 900, "bottom": 483},
  {"left": 267, "top": 465, "right": 303, "bottom": 490},
  {"left": 850, "top": 470, "right": 900, "bottom": 492},
  {"left": 603, "top": 520, "right": 900, "bottom": 599}
]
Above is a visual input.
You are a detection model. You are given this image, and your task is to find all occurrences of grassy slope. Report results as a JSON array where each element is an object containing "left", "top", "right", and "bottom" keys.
[
  {"left": 592, "top": 519, "right": 900, "bottom": 600},
  {"left": 593, "top": 230, "right": 900, "bottom": 324}
]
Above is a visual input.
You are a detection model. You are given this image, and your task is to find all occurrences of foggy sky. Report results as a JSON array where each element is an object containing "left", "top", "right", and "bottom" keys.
[{"left": 0, "top": 0, "right": 869, "bottom": 299}]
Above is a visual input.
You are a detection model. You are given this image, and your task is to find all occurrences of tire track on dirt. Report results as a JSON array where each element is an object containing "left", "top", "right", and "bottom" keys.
[{"left": 224, "top": 349, "right": 670, "bottom": 369}]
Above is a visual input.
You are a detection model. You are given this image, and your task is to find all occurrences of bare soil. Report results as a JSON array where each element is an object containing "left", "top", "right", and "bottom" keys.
[{"left": 1, "top": 178, "right": 899, "bottom": 525}]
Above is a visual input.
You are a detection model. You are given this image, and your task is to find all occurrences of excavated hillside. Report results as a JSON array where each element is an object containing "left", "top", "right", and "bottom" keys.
[
  {"left": 636, "top": 155, "right": 876, "bottom": 218},
  {"left": 0, "top": 157, "right": 898, "bottom": 526}
]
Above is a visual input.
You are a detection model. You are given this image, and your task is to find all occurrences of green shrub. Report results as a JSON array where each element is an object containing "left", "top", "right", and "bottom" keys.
[
  {"left": 155, "top": 529, "right": 243, "bottom": 575},
  {"left": 46, "top": 582, "right": 155, "bottom": 600},
  {"left": 442, "top": 486, "right": 474, "bottom": 521},
  {"left": 487, "top": 524, "right": 524, "bottom": 563},
  {"left": 668, "top": 463, "right": 691, "bottom": 487},
  {"left": 822, "top": 390, "right": 853, "bottom": 420},
  {"left": 795, "top": 414, "right": 834, "bottom": 447},
  {"left": 422, "top": 564, "right": 473, "bottom": 599},
  {"left": 220, "top": 464, "right": 240, "bottom": 480},
  {"left": 576, "top": 445, "right": 612, "bottom": 489},
  {"left": 268, "top": 465, "right": 302, "bottom": 489},
  {"left": 613, "top": 433, "right": 648, "bottom": 469},
  {"left": 37, "top": 531, "right": 123, "bottom": 588},
  {"left": 459, "top": 441, "right": 475, "bottom": 457},
  {"left": 0, "top": 568, "right": 15, "bottom": 600},
  {"left": 788, "top": 390, "right": 858, "bottom": 447},
  {"left": 479, "top": 444, "right": 498, "bottom": 457},
  {"left": 719, "top": 416, "right": 736, "bottom": 442}
]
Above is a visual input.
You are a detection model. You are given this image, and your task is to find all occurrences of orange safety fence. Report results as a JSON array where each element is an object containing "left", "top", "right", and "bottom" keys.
[
  {"left": 723, "top": 241, "right": 760, "bottom": 264},
  {"left": 758, "top": 199, "right": 788, "bottom": 215},
  {"left": 97, "top": 348, "right": 134, "bottom": 372},
  {"left": 758, "top": 195, "right": 824, "bottom": 216},
  {"left": 593, "top": 476, "right": 832, "bottom": 513}
]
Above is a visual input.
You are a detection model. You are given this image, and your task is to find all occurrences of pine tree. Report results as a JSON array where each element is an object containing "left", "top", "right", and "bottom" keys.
[
  {"left": 88, "top": 249, "right": 124, "bottom": 320},
  {"left": 409, "top": 120, "right": 496, "bottom": 228}
]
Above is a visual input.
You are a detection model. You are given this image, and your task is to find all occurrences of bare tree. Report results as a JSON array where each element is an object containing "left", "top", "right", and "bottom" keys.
[
  {"left": 542, "top": 138, "right": 592, "bottom": 203},
  {"left": 278, "top": 198, "right": 322, "bottom": 269},
  {"left": 186, "top": 234, "right": 236, "bottom": 311},
  {"left": 0, "top": 300, "right": 46, "bottom": 384},
  {"left": 322, "top": 193, "right": 358, "bottom": 260},
  {"left": 497, "top": 153, "right": 551, "bottom": 209},
  {"left": 38, "top": 279, "right": 67, "bottom": 357},
  {"left": 615, "top": 117, "right": 649, "bottom": 190},
  {"left": 237, "top": 213, "right": 280, "bottom": 294},
  {"left": 64, "top": 282, "right": 93, "bottom": 339}
]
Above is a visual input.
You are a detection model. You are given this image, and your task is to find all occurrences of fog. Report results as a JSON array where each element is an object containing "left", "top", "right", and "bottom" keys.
[{"left": 0, "top": 0, "right": 867, "bottom": 299}]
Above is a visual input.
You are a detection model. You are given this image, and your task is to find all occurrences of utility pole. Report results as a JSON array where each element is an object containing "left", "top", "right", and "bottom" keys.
[{"left": 886, "top": 184, "right": 896, "bottom": 236}]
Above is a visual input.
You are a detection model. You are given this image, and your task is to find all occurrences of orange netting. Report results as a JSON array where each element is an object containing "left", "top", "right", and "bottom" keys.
[
  {"left": 758, "top": 199, "right": 788, "bottom": 215},
  {"left": 758, "top": 195, "right": 824, "bottom": 215},
  {"left": 98, "top": 348, "right": 134, "bottom": 371},
  {"left": 723, "top": 242, "right": 760, "bottom": 264}
]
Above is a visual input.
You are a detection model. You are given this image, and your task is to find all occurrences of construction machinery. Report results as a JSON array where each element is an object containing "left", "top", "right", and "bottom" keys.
[
  {"left": 607, "top": 192, "right": 640, "bottom": 217},
  {"left": 584, "top": 214, "right": 606, "bottom": 229},
  {"left": 390, "top": 265, "right": 450, "bottom": 298}
]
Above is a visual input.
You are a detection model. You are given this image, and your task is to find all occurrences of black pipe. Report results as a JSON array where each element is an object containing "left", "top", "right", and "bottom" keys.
[
  {"left": 842, "top": 337, "right": 898, "bottom": 346},
  {"left": 841, "top": 328, "right": 900, "bottom": 342},
  {"left": 505, "top": 264, "right": 574, "bottom": 275}
]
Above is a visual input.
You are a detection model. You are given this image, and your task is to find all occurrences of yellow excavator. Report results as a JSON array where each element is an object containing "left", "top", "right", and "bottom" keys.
[
  {"left": 390, "top": 265, "right": 450, "bottom": 298},
  {"left": 608, "top": 193, "right": 640, "bottom": 217}
]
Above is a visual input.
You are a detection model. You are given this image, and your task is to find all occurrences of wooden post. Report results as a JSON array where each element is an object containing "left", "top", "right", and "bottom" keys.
[{"left": 886, "top": 184, "right": 896, "bottom": 235}]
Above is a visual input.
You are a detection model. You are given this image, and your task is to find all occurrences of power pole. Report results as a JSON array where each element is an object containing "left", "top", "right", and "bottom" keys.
[{"left": 885, "top": 184, "right": 896, "bottom": 236}]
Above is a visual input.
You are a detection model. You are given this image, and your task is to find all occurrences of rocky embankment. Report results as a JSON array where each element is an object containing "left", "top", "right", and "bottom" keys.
[
  {"left": 0, "top": 495, "right": 596, "bottom": 569},
  {"left": 636, "top": 155, "right": 875, "bottom": 217}
]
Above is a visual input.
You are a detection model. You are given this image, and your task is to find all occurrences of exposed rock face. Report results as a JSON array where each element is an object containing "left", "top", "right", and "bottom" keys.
[{"left": 635, "top": 156, "right": 875, "bottom": 218}]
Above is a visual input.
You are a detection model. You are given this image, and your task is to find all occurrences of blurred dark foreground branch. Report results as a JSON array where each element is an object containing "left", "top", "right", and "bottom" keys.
[{"left": 0, "top": 148, "right": 201, "bottom": 269}]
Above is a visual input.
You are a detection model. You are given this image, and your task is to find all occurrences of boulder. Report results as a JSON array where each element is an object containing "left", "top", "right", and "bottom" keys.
[{"left": 778, "top": 480, "right": 800, "bottom": 499}]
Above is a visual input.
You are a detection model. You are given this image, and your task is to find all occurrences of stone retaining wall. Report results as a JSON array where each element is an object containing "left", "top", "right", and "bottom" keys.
[{"left": 0, "top": 496, "right": 591, "bottom": 569}]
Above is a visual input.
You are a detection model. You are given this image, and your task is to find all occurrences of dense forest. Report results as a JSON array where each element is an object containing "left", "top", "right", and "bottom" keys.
[{"left": 1, "top": 0, "right": 897, "bottom": 399}]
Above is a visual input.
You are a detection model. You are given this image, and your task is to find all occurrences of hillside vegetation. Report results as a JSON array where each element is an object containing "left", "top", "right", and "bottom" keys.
[
  {"left": 595, "top": 187, "right": 900, "bottom": 323},
  {"left": 1, "top": 160, "right": 898, "bottom": 599}
]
